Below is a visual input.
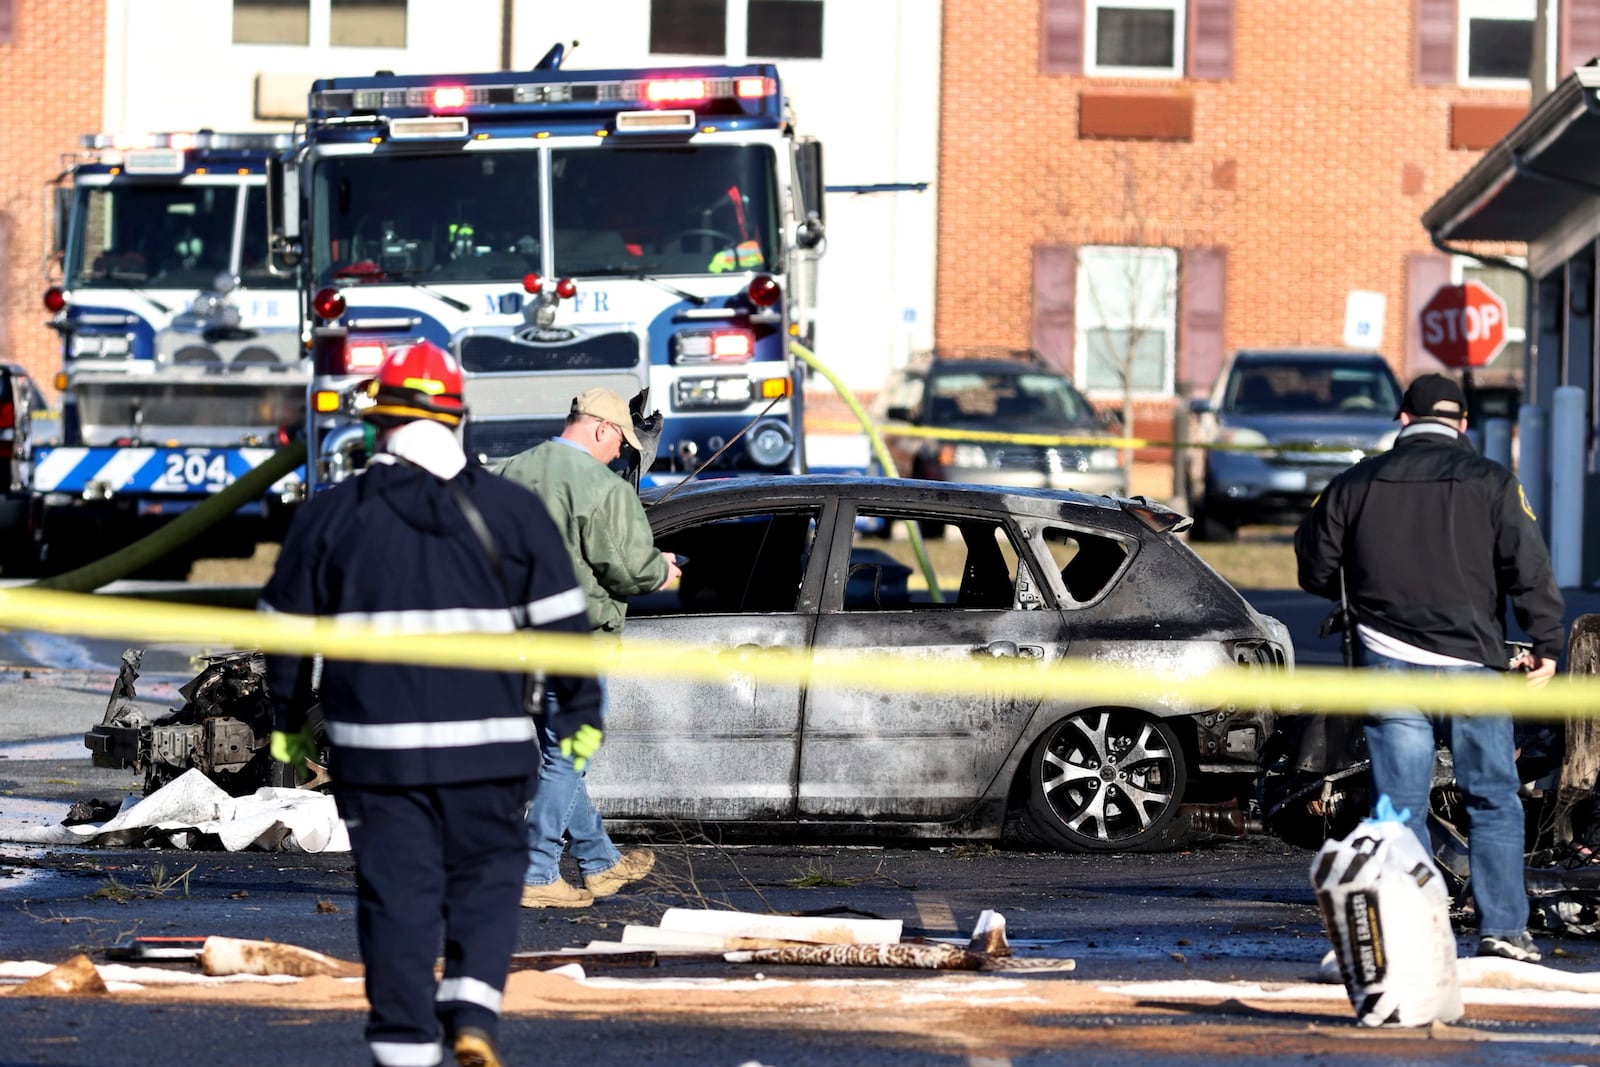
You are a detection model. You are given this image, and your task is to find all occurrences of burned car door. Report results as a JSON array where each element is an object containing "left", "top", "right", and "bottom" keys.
[
  {"left": 799, "top": 504, "right": 1066, "bottom": 821},
  {"left": 587, "top": 504, "right": 824, "bottom": 822}
]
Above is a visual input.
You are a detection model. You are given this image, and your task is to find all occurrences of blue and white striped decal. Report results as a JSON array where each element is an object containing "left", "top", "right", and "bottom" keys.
[{"left": 31, "top": 447, "right": 304, "bottom": 495}]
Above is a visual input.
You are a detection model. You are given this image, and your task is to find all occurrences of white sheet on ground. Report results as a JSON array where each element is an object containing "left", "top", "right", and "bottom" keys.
[{"left": 1, "top": 769, "right": 348, "bottom": 852}]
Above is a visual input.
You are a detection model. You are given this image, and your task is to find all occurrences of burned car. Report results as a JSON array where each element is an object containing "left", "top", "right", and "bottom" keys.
[
  {"left": 84, "top": 475, "right": 1290, "bottom": 854},
  {"left": 593, "top": 475, "right": 1292, "bottom": 852}
]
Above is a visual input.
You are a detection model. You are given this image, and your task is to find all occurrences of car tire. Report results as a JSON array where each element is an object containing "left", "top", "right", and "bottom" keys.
[
  {"left": 1188, "top": 498, "right": 1237, "bottom": 543},
  {"left": 1021, "top": 709, "right": 1187, "bottom": 852}
]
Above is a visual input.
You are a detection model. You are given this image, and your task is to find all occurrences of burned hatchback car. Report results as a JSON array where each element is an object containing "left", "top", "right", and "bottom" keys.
[{"left": 593, "top": 475, "right": 1292, "bottom": 852}]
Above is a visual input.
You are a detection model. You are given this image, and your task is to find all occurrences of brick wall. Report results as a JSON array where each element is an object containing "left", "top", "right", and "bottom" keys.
[
  {"left": 0, "top": 0, "right": 106, "bottom": 394},
  {"left": 935, "top": 0, "right": 1528, "bottom": 390}
]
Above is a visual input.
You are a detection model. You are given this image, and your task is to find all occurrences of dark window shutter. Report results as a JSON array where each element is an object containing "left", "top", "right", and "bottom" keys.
[
  {"left": 1562, "top": 0, "right": 1600, "bottom": 73},
  {"left": 0, "top": 0, "right": 13, "bottom": 45},
  {"left": 1032, "top": 245, "right": 1077, "bottom": 375},
  {"left": 1186, "top": 0, "right": 1233, "bottom": 80},
  {"left": 1406, "top": 252, "right": 1454, "bottom": 375},
  {"left": 1179, "top": 248, "right": 1226, "bottom": 393},
  {"left": 1415, "top": 0, "right": 1457, "bottom": 84},
  {"left": 1040, "top": 0, "right": 1083, "bottom": 74}
]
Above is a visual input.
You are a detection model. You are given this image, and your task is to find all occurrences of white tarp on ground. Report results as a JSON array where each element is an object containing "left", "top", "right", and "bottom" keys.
[{"left": 1, "top": 769, "right": 348, "bottom": 853}]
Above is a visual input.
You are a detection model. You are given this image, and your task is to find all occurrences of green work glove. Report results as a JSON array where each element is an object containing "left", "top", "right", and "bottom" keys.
[
  {"left": 559, "top": 723, "right": 604, "bottom": 773},
  {"left": 270, "top": 726, "right": 316, "bottom": 766}
]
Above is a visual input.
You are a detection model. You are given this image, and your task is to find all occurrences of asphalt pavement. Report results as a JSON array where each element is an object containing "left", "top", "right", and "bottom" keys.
[{"left": 4, "top": 584, "right": 1600, "bottom": 1064}]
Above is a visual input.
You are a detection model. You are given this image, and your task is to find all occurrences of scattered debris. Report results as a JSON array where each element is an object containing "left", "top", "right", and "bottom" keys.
[
  {"left": 6, "top": 954, "right": 109, "bottom": 997},
  {"left": 199, "top": 937, "right": 362, "bottom": 979},
  {"left": 648, "top": 906, "right": 902, "bottom": 946},
  {"left": 63, "top": 799, "right": 121, "bottom": 826},
  {"left": 726, "top": 942, "right": 985, "bottom": 971}
]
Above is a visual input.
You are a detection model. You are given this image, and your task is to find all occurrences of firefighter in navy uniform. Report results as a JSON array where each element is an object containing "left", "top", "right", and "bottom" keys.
[{"left": 261, "top": 340, "right": 601, "bottom": 1067}]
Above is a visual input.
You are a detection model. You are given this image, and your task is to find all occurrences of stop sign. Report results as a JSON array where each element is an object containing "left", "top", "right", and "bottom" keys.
[{"left": 1419, "top": 281, "right": 1508, "bottom": 368}]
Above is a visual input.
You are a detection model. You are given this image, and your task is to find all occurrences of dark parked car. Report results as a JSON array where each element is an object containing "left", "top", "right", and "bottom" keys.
[
  {"left": 877, "top": 357, "right": 1126, "bottom": 498},
  {"left": 589, "top": 475, "right": 1292, "bottom": 852},
  {"left": 1187, "top": 350, "right": 1403, "bottom": 541}
]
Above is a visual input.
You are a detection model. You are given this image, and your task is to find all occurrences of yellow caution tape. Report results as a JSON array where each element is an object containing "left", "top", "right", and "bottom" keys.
[
  {"left": 0, "top": 585, "right": 1592, "bottom": 720},
  {"left": 807, "top": 419, "right": 1375, "bottom": 456}
]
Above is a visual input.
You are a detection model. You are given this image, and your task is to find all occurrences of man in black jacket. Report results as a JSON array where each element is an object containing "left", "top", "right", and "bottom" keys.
[
  {"left": 262, "top": 341, "right": 602, "bottom": 1067},
  {"left": 1295, "top": 372, "right": 1564, "bottom": 964}
]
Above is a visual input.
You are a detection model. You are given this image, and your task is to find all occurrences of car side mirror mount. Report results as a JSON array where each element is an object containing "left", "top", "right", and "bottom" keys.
[
  {"left": 1188, "top": 397, "right": 1212, "bottom": 415},
  {"left": 885, "top": 405, "right": 911, "bottom": 422}
]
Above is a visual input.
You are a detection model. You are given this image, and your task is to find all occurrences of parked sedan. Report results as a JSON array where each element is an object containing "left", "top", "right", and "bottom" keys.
[
  {"left": 877, "top": 357, "right": 1126, "bottom": 497},
  {"left": 1187, "top": 350, "right": 1403, "bottom": 541},
  {"left": 590, "top": 475, "right": 1292, "bottom": 853}
]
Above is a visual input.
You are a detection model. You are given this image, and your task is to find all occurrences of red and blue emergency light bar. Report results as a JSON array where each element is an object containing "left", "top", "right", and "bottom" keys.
[
  {"left": 76, "top": 131, "right": 296, "bottom": 177},
  {"left": 307, "top": 64, "right": 785, "bottom": 133}
]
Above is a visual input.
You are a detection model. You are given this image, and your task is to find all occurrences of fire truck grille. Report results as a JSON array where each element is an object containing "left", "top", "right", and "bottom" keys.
[
  {"left": 465, "top": 417, "right": 567, "bottom": 463},
  {"left": 458, "top": 331, "right": 640, "bottom": 374}
]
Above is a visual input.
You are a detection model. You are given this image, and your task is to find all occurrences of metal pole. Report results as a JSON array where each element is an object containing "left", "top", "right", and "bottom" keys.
[
  {"left": 1483, "top": 416, "right": 1514, "bottom": 469},
  {"left": 1171, "top": 381, "right": 1190, "bottom": 506},
  {"left": 1550, "top": 386, "right": 1586, "bottom": 587}
]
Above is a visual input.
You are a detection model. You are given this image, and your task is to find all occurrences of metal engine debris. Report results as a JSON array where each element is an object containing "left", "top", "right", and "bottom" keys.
[{"left": 82, "top": 648, "right": 284, "bottom": 796}]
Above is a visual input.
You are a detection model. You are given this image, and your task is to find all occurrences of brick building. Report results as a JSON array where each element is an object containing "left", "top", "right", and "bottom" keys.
[
  {"left": 0, "top": 0, "right": 106, "bottom": 391},
  {"left": 933, "top": 0, "right": 1597, "bottom": 440}
]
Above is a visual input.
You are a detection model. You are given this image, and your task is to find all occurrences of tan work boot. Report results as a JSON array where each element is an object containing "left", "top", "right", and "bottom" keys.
[
  {"left": 520, "top": 879, "right": 593, "bottom": 909},
  {"left": 453, "top": 1026, "right": 503, "bottom": 1067},
  {"left": 584, "top": 849, "right": 656, "bottom": 898}
]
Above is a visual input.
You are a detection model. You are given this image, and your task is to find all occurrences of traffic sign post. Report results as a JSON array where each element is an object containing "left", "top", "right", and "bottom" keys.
[{"left": 1419, "top": 281, "right": 1509, "bottom": 368}]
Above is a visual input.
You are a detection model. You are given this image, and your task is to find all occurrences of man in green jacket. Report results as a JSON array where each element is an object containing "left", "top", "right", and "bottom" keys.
[{"left": 497, "top": 388, "right": 680, "bottom": 907}]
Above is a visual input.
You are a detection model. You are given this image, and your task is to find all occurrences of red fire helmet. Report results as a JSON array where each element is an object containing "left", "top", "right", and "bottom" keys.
[{"left": 363, "top": 340, "right": 465, "bottom": 427}]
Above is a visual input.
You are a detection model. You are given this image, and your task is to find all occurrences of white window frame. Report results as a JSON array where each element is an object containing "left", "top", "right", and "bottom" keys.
[
  {"left": 232, "top": 0, "right": 408, "bottom": 50},
  {"left": 1458, "top": 0, "right": 1554, "bottom": 88},
  {"left": 1074, "top": 245, "right": 1179, "bottom": 399},
  {"left": 1085, "top": 0, "right": 1186, "bottom": 79}
]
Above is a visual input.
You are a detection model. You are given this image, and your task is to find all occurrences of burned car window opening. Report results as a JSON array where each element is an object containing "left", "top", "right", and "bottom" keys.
[
  {"left": 843, "top": 513, "right": 1023, "bottom": 611},
  {"left": 1040, "top": 527, "right": 1131, "bottom": 605},
  {"left": 638, "top": 510, "right": 819, "bottom": 617}
]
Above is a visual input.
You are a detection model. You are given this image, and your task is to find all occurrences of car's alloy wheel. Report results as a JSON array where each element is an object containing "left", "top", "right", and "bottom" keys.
[{"left": 1023, "top": 709, "right": 1187, "bottom": 851}]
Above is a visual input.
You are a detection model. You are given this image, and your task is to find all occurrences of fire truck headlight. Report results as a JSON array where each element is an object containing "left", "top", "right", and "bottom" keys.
[
  {"left": 675, "top": 376, "right": 753, "bottom": 409},
  {"left": 69, "top": 334, "right": 132, "bottom": 359},
  {"left": 747, "top": 419, "right": 794, "bottom": 467}
]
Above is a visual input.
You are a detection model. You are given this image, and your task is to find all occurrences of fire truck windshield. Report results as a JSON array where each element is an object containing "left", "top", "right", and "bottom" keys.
[
  {"left": 550, "top": 144, "right": 778, "bottom": 278},
  {"left": 312, "top": 152, "right": 543, "bottom": 286},
  {"left": 69, "top": 184, "right": 257, "bottom": 290},
  {"left": 309, "top": 143, "right": 778, "bottom": 286}
]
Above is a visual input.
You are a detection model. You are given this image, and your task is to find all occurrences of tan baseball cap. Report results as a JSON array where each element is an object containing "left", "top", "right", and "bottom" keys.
[{"left": 571, "top": 387, "right": 642, "bottom": 451}]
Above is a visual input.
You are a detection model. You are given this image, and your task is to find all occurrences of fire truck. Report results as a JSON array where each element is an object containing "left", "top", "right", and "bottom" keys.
[
  {"left": 268, "top": 45, "right": 825, "bottom": 489},
  {"left": 16, "top": 132, "right": 309, "bottom": 576}
]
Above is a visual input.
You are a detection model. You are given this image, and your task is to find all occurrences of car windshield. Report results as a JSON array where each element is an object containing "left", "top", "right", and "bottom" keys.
[
  {"left": 68, "top": 183, "right": 259, "bottom": 289},
  {"left": 1222, "top": 360, "right": 1402, "bottom": 416},
  {"left": 926, "top": 371, "right": 1097, "bottom": 427}
]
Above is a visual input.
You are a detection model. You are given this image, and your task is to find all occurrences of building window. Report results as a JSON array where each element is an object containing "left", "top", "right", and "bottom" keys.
[
  {"left": 747, "top": 0, "right": 823, "bottom": 58},
  {"left": 651, "top": 0, "right": 727, "bottom": 55},
  {"left": 331, "top": 0, "right": 406, "bottom": 47},
  {"left": 1087, "top": 0, "right": 1186, "bottom": 77},
  {"left": 233, "top": 0, "right": 310, "bottom": 45},
  {"left": 1460, "top": 0, "right": 1548, "bottom": 85},
  {"left": 1454, "top": 258, "right": 1527, "bottom": 374},
  {"left": 1076, "top": 246, "right": 1178, "bottom": 396}
]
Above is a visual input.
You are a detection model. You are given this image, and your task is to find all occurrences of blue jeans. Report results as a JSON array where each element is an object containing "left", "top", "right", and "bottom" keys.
[
  {"left": 1360, "top": 647, "right": 1528, "bottom": 938},
  {"left": 523, "top": 681, "right": 622, "bottom": 887}
]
